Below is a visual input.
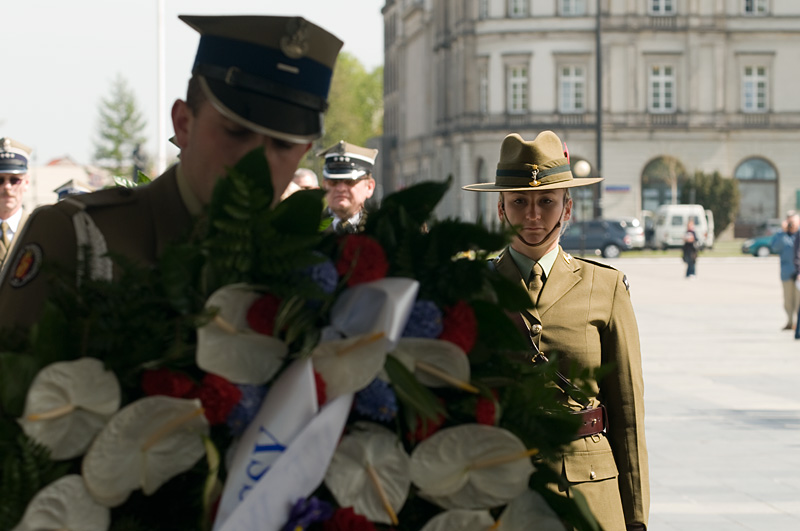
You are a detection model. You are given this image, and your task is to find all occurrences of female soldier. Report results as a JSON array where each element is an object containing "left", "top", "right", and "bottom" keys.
[{"left": 463, "top": 131, "right": 649, "bottom": 531}]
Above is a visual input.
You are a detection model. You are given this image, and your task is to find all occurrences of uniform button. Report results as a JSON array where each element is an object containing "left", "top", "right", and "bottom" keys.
[
  {"left": 530, "top": 324, "right": 542, "bottom": 334},
  {"left": 590, "top": 471, "right": 597, "bottom": 480}
]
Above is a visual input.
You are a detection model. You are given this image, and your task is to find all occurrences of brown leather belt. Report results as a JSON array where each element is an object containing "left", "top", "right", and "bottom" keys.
[{"left": 573, "top": 405, "right": 607, "bottom": 439}]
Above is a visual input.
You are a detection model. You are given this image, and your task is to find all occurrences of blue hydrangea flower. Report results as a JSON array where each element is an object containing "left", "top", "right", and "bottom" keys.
[
  {"left": 280, "top": 497, "right": 333, "bottom": 531},
  {"left": 354, "top": 378, "right": 398, "bottom": 422},
  {"left": 402, "top": 299, "right": 444, "bottom": 338},
  {"left": 303, "top": 256, "right": 339, "bottom": 295},
  {"left": 226, "top": 384, "right": 268, "bottom": 437}
]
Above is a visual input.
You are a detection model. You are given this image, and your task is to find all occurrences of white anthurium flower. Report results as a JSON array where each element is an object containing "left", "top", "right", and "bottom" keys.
[
  {"left": 196, "top": 283, "right": 288, "bottom": 385},
  {"left": 312, "top": 332, "right": 392, "bottom": 399},
  {"left": 324, "top": 422, "right": 410, "bottom": 525},
  {"left": 496, "top": 489, "right": 566, "bottom": 531},
  {"left": 419, "top": 509, "right": 495, "bottom": 531},
  {"left": 82, "top": 396, "right": 209, "bottom": 507},
  {"left": 392, "top": 338, "right": 476, "bottom": 392},
  {"left": 409, "top": 424, "right": 535, "bottom": 510},
  {"left": 12, "top": 475, "right": 110, "bottom": 531},
  {"left": 18, "top": 357, "right": 121, "bottom": 460}
]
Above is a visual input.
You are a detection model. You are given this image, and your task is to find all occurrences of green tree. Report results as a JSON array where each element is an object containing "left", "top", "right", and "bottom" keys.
[
  {"left": 93, "top": 74, "right": 147, "bottom": 177},
  {"left": 302, "top": 52, "right": 383, "bottom": 173},
  {"left": 680, "top": 170, "right": 740, "bottom": 236}
]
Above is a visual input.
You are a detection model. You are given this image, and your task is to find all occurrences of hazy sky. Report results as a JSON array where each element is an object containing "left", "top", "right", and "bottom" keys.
[{"left": 3, "top": 0, "right": 384, "bottom": 168}]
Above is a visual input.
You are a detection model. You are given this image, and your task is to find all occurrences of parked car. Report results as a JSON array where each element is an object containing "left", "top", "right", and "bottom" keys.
[
  {"left": 561, "top": 219, "right": 632, "bottom": 258},
  {"left": 741, "top": 219, "right": 783, "bottom": 257},
  {"left": 611, "top": 217, "right": 646, "bottom": 249},
  {"left": 741, "top": 234, "right": 777, "bottom": 257}
]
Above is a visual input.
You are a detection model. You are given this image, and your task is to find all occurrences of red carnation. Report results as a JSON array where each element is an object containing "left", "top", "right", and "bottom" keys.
[
  {"left": 322, "top": 507, "right": 376, "bottom": 531},
  {"left": 438, "top": 300, "right": 478, "bottom": 354},
  {"left": 314, "top": 370, "right": 327, "bottom": 407},
  {"left": 141, "top": 368, "right": 195, "bottom": 398},
  {"left": 188, "top": 374, "right": 243, "bottom": 425},
  {"left": 336, "top": 235, "right": 389, "bottom": 287},
  {"left": 246, "top": 293, "right": 282, "bottom": 336},
  {"left": 475, "top": 391, "right": 499, "bottom": 426}
]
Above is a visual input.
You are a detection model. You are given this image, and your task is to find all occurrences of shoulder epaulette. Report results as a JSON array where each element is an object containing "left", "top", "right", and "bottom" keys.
[
  {"left": 68, "top": 186, "right": 138, "bottom": 209},
  {"left": 573, "top": 255, "right": 620, "bottom": 271}
]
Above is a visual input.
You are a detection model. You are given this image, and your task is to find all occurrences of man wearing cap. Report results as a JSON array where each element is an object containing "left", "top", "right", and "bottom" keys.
[
  {"left": 0, "top": 15, "right": 342, "bottom": 329},
  {"left": 280, "top": 167, "right": 320, "bottom": 200},
  {"left": 464, "top": 131, "right": 649, "bottom": 531},
  {"left": 0, "top": 138, "right": 32, "bottom": 267},
  {"left": 319, "top": 140, "right": 378, "bottom": 234}
]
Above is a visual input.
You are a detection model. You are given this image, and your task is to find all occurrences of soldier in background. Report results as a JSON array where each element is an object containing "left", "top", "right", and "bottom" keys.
[
  {"left": 0, "top": 15, "right": 343, "bottom": 329},
  {"left": 280, "top": 167, "right": 319, "bottom": 200},
  {"left": 0, "top": 137, "right": 32, "bottom": 267},
  {"left": 319, "top": 140, "right": 378, "bottom": 234}
]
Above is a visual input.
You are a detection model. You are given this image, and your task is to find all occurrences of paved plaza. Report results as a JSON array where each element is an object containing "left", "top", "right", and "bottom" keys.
[{"left": 604, "top": 255, "right": 800, "bottom": 530}]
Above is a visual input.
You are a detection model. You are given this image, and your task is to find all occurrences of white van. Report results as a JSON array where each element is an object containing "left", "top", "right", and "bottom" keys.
[{"left": 653, "top": 204, "right": 713, "bottom": 250}]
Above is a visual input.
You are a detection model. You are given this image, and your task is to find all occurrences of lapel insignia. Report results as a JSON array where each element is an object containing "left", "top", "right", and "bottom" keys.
[
  {"left": 623, "top": 274, "right": 630, "bottom": 292},
  {"left": 563, "top": 252, "right": 572, "bottom": 264}
]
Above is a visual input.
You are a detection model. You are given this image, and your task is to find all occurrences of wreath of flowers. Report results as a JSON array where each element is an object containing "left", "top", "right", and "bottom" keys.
[{"left": 0, "top": 150, "right": 599, "bottom": 531}]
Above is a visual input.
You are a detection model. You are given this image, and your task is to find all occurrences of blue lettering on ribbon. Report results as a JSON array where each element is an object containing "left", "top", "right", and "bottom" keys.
[{"left": 238, "top": 426, "right": 287, "bottom": 501}]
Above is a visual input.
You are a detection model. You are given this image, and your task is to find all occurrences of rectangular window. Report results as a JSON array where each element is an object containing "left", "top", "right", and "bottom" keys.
[
  {"left": 743, "top": 0, "right": 768, "bottom": 15},
  {"left": 742, "top": 66, "right": 767, "bottom": 112},
  {"left": 649, "top": 65, "right": 675, "bottom": 113},
  {"left": 559, "top": 66, "right": 585, "bottom": 113},
  {"left": 479, "top": 0, "right": 489, "bottom": 19},
  {"left": 479, "top": 65, "right": 489, "bottom": 114},
  {"left": 560, "top": 0, "right": 587, "bottom": 16},
  {"left": 508, "top": 0, "right": 528, "bottom": 18},
  {"left": 507, "top": 66, "right": 528, "bottom": 113},
  {"left": 649, "top": 0, "right": 674, "bottom": 15}
]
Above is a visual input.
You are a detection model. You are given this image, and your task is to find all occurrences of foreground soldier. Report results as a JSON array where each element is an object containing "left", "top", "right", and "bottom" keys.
[
  {"left": 464, "top": 131, "right": 650, "bottom": 531},
  {"left": 0, "top": 15, "right": 342, "bottom": 329},
  {"left": 319, "top": 140, "right": 378, "bottom": 234}
]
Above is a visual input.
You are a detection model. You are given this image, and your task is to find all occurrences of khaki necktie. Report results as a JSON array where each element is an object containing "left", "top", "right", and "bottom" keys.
[
  {"left": 0, "top": 221, "right": 9, "bottom": 258},
  {"left": 529, "top": 262, "right": 544, "bottom": 305}
]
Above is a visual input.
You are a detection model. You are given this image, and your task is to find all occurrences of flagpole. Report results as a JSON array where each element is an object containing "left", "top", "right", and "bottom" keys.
[{"left": 156, "top": 0, "right": 167, "bottom": 175}]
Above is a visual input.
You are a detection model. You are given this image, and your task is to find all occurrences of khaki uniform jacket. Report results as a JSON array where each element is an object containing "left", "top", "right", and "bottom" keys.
[
  {"left": 0, "top": 166, "right": 192, "bottom": 330},
  {"left": 495, "top": 247, "right": 649, "bottom": 530}
]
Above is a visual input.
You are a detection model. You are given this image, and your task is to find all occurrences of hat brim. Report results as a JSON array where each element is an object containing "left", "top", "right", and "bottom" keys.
[
  {"left": 201, "top": 77, "right": 322, "bottom": 144},
  {"left": 0, "top": 167, "right": 28, "bottom": 175},
  {"left": 463, "top": 176, "right": 603, "bottom": 192}
]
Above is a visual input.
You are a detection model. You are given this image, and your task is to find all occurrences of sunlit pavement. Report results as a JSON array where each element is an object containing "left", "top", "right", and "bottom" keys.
[{"left": 601, "top": 255, "right": 800, "bottom": 530}]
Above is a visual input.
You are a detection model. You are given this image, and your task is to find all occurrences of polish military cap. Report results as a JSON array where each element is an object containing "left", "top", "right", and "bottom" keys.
[
  {"left": 0, "top": 137, "right": 32, "bottom": 175},
  {"left": 318, "top": 140, "right": 379, "bottom": 180},
  {"left": 181, "top": 15, "right": 343, "bottom": 144},
  {"left": 463, "top": 131, "right": 603, "bottom": 192}
]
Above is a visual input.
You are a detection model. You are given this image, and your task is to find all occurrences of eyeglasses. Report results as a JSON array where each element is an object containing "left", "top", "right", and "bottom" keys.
[{"left": 0, "top": 176, "right": 23, "bottom": 186}]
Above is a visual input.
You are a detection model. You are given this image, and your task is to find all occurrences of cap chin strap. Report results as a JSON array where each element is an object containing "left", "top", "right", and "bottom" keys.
[{"left": 501, "top": 202, "right": 567, "bottom": 248}]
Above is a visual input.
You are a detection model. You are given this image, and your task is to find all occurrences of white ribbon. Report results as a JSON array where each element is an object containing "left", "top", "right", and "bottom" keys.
[
  {"left": 213, "top": 358, "right": 319, "bottom": 529},
  {"left": 327, "top": 277, "right": 419, "bottom": 348}
]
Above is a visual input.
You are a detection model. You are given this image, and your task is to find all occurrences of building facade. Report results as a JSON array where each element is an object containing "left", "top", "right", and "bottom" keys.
[{"left": 381, "top": 0, "right": 800, "bottom": 237}]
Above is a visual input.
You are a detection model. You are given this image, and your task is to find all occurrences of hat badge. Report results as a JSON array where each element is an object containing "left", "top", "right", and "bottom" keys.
[
  {"left": 1, "top": 138, "right": 10, "bottom": 151},
  {"left": 280, "top": 18, "right": 310, "bottom": 59},
  {"left": 529, "top": 165, "right": 541, "bottom": 187}
]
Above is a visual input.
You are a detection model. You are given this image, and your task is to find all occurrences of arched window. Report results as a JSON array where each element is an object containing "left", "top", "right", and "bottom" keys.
[
  {"left": 734, "top": 157, "right": 778, "bottom": 237},
  {"left": 640, "top": 156, "right": 688, "bottom": 212}
]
